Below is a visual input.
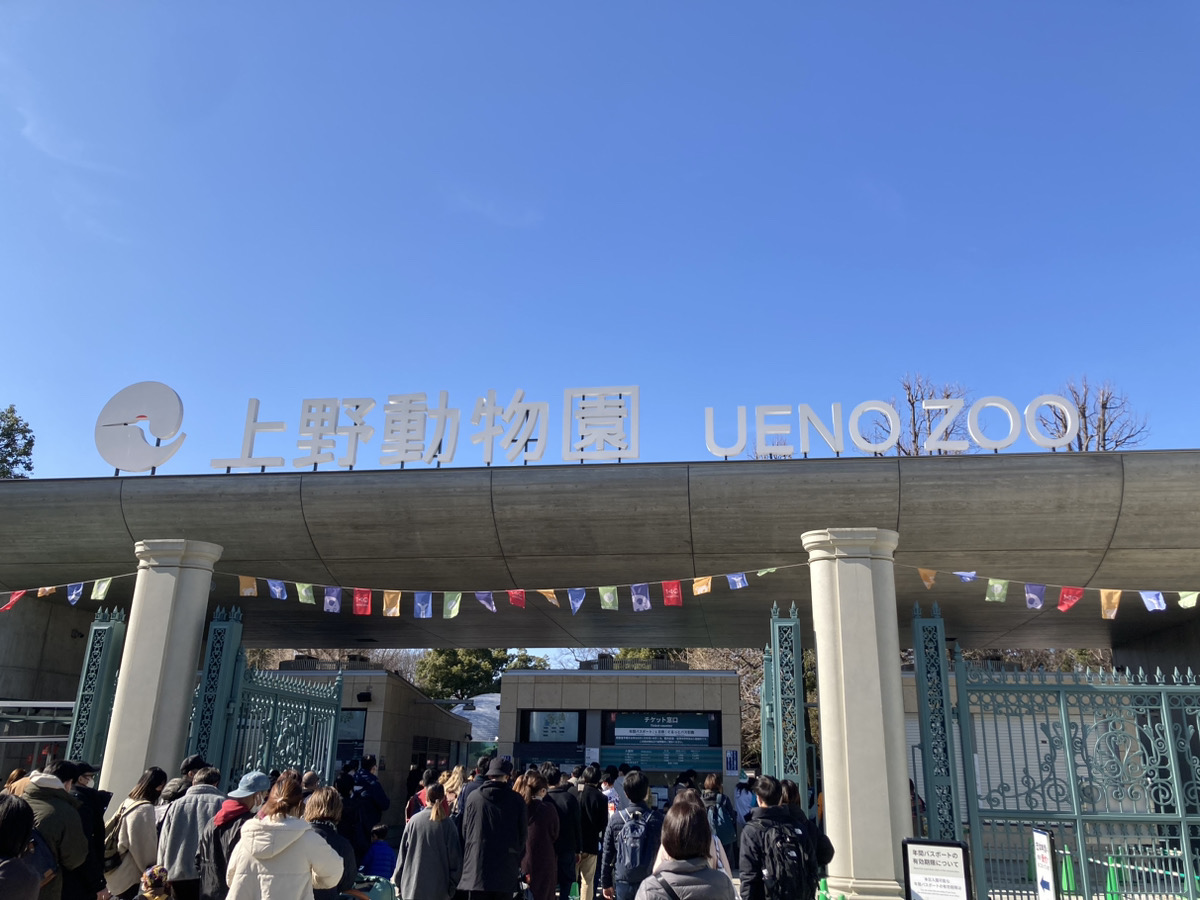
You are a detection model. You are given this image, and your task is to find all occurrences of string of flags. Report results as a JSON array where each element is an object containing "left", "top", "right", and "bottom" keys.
[
  {"left": 903, "top": 565, "right": 1198, "bottom": 619},
  {"left": 0, "top": 574, "right": 135, "bottom": 613},
  {"left": 215, "top": 565, "right": 794, "bottom": 618}
]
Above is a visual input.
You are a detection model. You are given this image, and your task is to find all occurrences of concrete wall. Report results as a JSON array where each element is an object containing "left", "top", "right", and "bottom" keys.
[{"left": 0, "top": 600, "right": 94, "bottom": 700}]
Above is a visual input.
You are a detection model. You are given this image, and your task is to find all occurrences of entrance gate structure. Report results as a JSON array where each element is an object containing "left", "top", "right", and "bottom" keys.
[
  {"left": 914, "top": 605, "right": 1200, "bottom": 900},
  {"left": 761, "top": 602, "right": 814, "bottom": 801}
]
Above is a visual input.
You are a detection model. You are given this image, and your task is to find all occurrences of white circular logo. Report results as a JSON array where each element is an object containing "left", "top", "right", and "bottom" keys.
[{"left": 94, "top": 382, "right": 187, "bottom": 473}]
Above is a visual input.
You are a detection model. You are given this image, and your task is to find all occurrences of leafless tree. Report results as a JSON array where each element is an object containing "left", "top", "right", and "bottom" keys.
[
  {"left": 244, "top": 646, "right": 427, "bottom": 681},
  {"left": 1039, "top": 376, "right": 1149, "bottom": 451},
  {"left": 872, "top": 373, "right": 973, "bottom": 456}
]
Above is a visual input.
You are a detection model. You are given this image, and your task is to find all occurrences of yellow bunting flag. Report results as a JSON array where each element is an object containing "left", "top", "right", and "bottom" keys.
[
  {"left": 1100, "top": 589, "right": 1121, "bottom": 619},
  {"left": 538, "top": 590, "right": 559, "bottom": 607},
  {"left": 382, "top": 591, "right": 401, "bottom": 617},
  {"left": 1180, "top": 591, "right": 1199, "bottom": 610},
  {"left": 37, "top": 587, "right": 57, "bottom": 597},
  {"left": 238, "top": 576, "right": 258, "bottom": 597},
  {"left": 91, "top": 578, "right": 111, "bottom": 601},
  {"left": 693, "top": 576, "right": 712, "bottom": 596},
  {"left": 919, "top": 569, "right": 937, "bottom": 590}
]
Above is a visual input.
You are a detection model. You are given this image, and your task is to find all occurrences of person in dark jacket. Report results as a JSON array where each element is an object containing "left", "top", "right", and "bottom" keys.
[
  {"left": 159, "top": 755, "right": 209, "bottom": 809},
  {"left": 62, "top": 761, "right": 112, "bottom": 900},
  {"left": 0, "top": 793, "right": 41, "bottom": 900},
  {"left": 458, "top": 758, "right": 527, "bottom": 900},
  {"left": 303, "top": 786, "right": 358, "bottom": 900},
  {"left": 352, "top": 756, "right": 391, "bottom": 830},
  {"left": 699, "top": 775, "right": 737, "bottom": 876},
  {"left": 451, "top": 757, "right": 491, "bottom": 836},
  {"left": 780, "top": 779, "right": 833, "bottom": 900},
  {"left": 518, "top": 773, "right": 560, "bottom": 900},
  {"left": 577, "top": 766, "right": 609, "bottom": 900},
  {"left": 540, "top": 765, "right": 581, "bottom": 900},
  {"left": 24, "top": 760, "right": 90, "bottom": 900},
  {"left": 738, "top": 776, "right": 808, "bottom": 900},
  {"left": 195, "top": 770, "right": 270, "bottom": 900},
  {"left": 334, "top": 772, "right": 369, "bottom": 865},
  {"left": 600, "top": 771, "right": 664, "bottom": 900}
]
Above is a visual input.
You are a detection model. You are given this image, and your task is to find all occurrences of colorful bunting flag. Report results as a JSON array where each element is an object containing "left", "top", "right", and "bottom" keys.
[
  {"left": 476, "top": 592, "right": 496, "bottom": 613},
  {"left": 297, "top": 583, "right": 315, "bottom": 605},
  {"left": 324, "top": 587, "right": 342, "bottom": 613},
  {"left": 1100, "top": 589, "right": 1121, "bottom": 619},
  {"left": 756, "top": 568, "right": 777, "bottom": 577},
  {"left": 985, "top": 579, "right": 1009, "bottom": 603},
  {"left": 92, "top": 578, "right": 112, "bottom": 600},
  {"left": 443, "top": 592, "right": 461, "bottom": 619},
  {"left": 383, "top": 591, "right": 401, "bottom": 617},
  {"left": 1024, "top": 584, "right": 1046, "bottom": 610},
  {"left": 954, "top": 572, "right": 977, "bottom": 583},
  {"left": 1139, "top": 590, "right": 1166, "bottom": 612},
  {"left": 414, "top": 592, "right": 433, "bottom": 619},
  {"left": 353, "top": 588, "right": 371, "bottom": 616},
  {"left": 693, "top": 576, "right": 712, "bottom": 595},
  {"left": 539, "top": 589, "right": 559, "bottom": 607},
  {"left": 268, "top": 579, "right": 288, "bottom": 600},
  {"left": 662, "top": 581, "right": 683, "bottom": 607},
  {"left": 919, "top": 569, "right": 937, "bottom": 590},
  {"left": 568, "top": 588, "right": 586, "bottom": 615},
  {"left": 726, "top": 573, "right": 748, "bottom": 590},
  {"left": 67, "top": 583, "right": 83, "bottom": 605},
  {"left": 1058, "top": 586, "right": 1083, "bottom": 612},
  {"left": 509, "top": 590, "right": 526, "bottom": 609},
  {"left": 631, "top": 583, "right": 651, "bottom": 612},
  {"left": 1180, "top": 591, "right": 1199, "bottom": 610},
  {"left": 37, "top": 587, "right": 56, "bottom": 597},
  {"left": 0, "top": 591, "right": 25, "bottom": 612},
  {"left": 238, "top": 576, "right": 257, "bottom": 597},
  {"left": 599, "top": 586, "right": 618, "bottom": 610}
]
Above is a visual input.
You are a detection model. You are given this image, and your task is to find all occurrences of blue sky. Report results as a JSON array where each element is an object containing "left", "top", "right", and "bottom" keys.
[{"left": 3, "top": 2, "right": 1198, "bottom": 478}]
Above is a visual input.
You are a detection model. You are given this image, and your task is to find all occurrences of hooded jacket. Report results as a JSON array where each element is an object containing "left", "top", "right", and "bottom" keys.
[
  {"left": 457, "top": 778, "right": 527, "bottom": 893},
  {"left": 63, "top": 781, "right": 112, "bottom": 900},
  {"left": 225, "top": 815, "right": 344, "bottom": 900},
  {"left": 197, "top": 799, "right": 255, "bottom": 900},
  {"left": 23, "top": 773, "right": 89, "bottom": 900}
]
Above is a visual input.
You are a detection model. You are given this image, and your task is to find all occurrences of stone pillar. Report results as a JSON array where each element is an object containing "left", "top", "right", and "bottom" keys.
[
  {"left": 802, "top": 527, "right": 909, "bottom": 900},
  {"left": 99, "top": 539, "right": 222, "bottom": 802}
]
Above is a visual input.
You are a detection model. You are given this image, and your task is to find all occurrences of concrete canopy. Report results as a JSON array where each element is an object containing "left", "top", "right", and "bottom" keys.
[{"left": 2, "top": 450, "right": 1198, "bottom": 651}]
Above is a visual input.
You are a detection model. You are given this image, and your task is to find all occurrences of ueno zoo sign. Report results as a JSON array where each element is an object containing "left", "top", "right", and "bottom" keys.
[{"left": 92, "top": 382, "right": 1081, "bottom": 473}]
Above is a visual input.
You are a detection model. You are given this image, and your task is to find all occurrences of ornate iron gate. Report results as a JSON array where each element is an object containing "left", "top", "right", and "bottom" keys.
[
  {"left": 761, "top": 601, "right": 814, "bottom": 801},
  {"left": 914, "top": 605, "right": 1200, "bottom": 900}
]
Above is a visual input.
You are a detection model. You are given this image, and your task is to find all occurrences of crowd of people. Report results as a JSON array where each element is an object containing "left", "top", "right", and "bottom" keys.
[
  {"left": 396, "top": 758, "right": 834, "bottom": 900},
  {"left": 0, "top": 752, "right": 393, "bottom": 900},
  {"left": 0, "top": 753, "right": 832, "bottom": 900}
]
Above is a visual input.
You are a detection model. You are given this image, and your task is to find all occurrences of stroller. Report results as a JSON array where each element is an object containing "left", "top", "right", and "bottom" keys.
[{"left": 341, "top": 875, "right": 397, "bottom": 900}]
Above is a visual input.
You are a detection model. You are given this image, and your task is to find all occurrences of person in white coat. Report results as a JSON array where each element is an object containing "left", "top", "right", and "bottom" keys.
[
  {"left": 225, "top": 777, "right": 344, "bottom": 900},
  {"left": 104, "top": 767, "right": 168, "bottom": 900}
]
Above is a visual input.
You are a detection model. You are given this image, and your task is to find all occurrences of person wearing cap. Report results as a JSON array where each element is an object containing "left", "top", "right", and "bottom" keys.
[
  {"left": 157, "top": 767, "right": 224, "bottom": 900},
  {"left": 159, "top": 756, "right": 209, "bottom": 811},
  {"left": 457, "top": 758, "right": 527, "bottom": 900},
  {"left": 195, "top": 771, "right": 269, "bottom": 900},
  {"left": 63, "top": 760, "right": 114, "bottom": 900}
]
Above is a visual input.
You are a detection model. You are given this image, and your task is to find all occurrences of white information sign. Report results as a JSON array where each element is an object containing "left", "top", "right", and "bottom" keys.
[
  {"left": 903, "top": 839, "right": 972, "bottom": 900},
  {"left": 1032, "top": 829, "right": 1057, "bottom": 900}
]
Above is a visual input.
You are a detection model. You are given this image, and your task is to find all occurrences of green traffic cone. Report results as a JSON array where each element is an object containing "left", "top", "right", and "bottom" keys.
[
  {"left": 1060, "top": 846, "right": 1077, "bottom": 893},
  {"left": 570, "top": 883, "right": 580, "bottom": 900},
  {"left": 1105, "top": 856, "right": 1121, "bottom": 900},
  {"left": 818, "top": 877, "right": 828, "bottom": 900}
]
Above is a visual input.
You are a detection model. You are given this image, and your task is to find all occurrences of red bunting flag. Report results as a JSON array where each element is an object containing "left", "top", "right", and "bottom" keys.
[
  {"left": 1058, "top": 586, "right": 1084, "bottom": 612},
  {"left": 662, "top": 581, "right": 683, "bottom": 607},
  {"left": 509, "top": 590, "right": 526, "bottom": 608},
  {"left": 0, "top": 590, "right": 26, "bottom": 612},
  {"left": 353, "top": 588, "right": 372, "bottom": 616}
]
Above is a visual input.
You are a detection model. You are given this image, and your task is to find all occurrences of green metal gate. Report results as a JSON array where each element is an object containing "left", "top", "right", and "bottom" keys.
[{"left": 914, "top": 604, "right": 1200, "bottom": 900}]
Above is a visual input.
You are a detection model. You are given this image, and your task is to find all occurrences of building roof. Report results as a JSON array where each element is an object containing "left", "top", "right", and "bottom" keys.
[{"left": 2, "top": 450, "right": 1198, "bottom": 650}]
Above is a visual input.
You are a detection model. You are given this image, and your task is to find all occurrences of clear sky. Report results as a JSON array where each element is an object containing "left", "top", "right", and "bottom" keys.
[{"left": 3, "top": 2, "right": 1198, "bottom": 479}]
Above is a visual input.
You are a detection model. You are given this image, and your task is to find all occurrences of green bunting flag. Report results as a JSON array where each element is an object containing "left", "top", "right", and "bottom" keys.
[
  {"left": 1180, "top": 592, "right": 1199, "bottom": 610},
  {"left": 985, "top": 579, "right": 1008, "bottom": 603},
  {"left": 297, "top": 583, "right": 315, "bottom": 605},
  {"left": 443, "top": 591, "right": 461, "bottom": 619},
  {"left": 599, "top": 586, "right": 618, "bottom": 610},
  {"left": 91, "top": 578, "right": 112, "bottom": 601}
]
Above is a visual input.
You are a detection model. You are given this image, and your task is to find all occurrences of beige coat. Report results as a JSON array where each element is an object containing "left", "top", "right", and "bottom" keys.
[
  {"left": 104, "top": 799, "right": 158, "bottom": 896},
  {"left": 226, "top": 815, "right": 344, "bottom": 900}
]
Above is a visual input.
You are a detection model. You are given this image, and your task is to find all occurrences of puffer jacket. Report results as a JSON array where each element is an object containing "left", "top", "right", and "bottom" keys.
[
  {"left": 23, "top": 774, "right": 89, "bottom": 900},
  {"left": 225, "top": 815, "right": 344, "bottom": 900},
  {"left": 635, "top": 857, "right": 736, "bottom": 900},
  {"left": 158, "top": 784, "right": 225, "bottom": 881},
  {"left": 103, "top": 799, "right": 158, "bottom": 896}
]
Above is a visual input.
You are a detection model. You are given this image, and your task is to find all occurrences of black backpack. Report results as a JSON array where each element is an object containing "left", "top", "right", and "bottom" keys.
[
  {"left": 614, "top": 807, "right": 663, "bottom": 885},
  {"left": 760, "top": 819, "right": 810, "bottom": 900},
  {"left": 706, "top": 795, "right": 736, "bottom": 845}
]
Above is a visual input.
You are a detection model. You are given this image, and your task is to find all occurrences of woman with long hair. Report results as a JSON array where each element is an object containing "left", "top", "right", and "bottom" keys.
[
  {"left": 225, "top": 776, "right": 344, "bottom": 900},
  {"left": 638, "top": 801, "right": 734, "bottom": 900},
  {"left": 105, "top": 767, "right": 169, "bottom": 900},
  {"left": 518, "top": 772, "right": 559, "bottom": 900},
  {"left": 441, "top": 766, "right": 465, "bottom": 810},
  {"left": 699, "top": 774, "right": 739, "bottom": 875},
  {"left": 652, "top": 790, "right": 732, "bottom": 882},
  {"left": 392, "top": 783, "right": 462, "bottom": 900}
]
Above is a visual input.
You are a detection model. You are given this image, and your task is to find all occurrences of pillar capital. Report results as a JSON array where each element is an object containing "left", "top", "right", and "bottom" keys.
[
  {"left": 134, "top": 539, "right": 223, "bottom": 571},
  {"left": 801, "top": 527, "right": 898, "bottom": 561}
]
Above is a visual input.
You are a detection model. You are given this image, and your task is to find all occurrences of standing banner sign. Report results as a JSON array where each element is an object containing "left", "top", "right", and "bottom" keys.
[
  {"left": 903, "top": 839, "right": 973, "bottom": 900},
  {"left": 1032, "top": 829, "right": 1058, "bottom": 900}
]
